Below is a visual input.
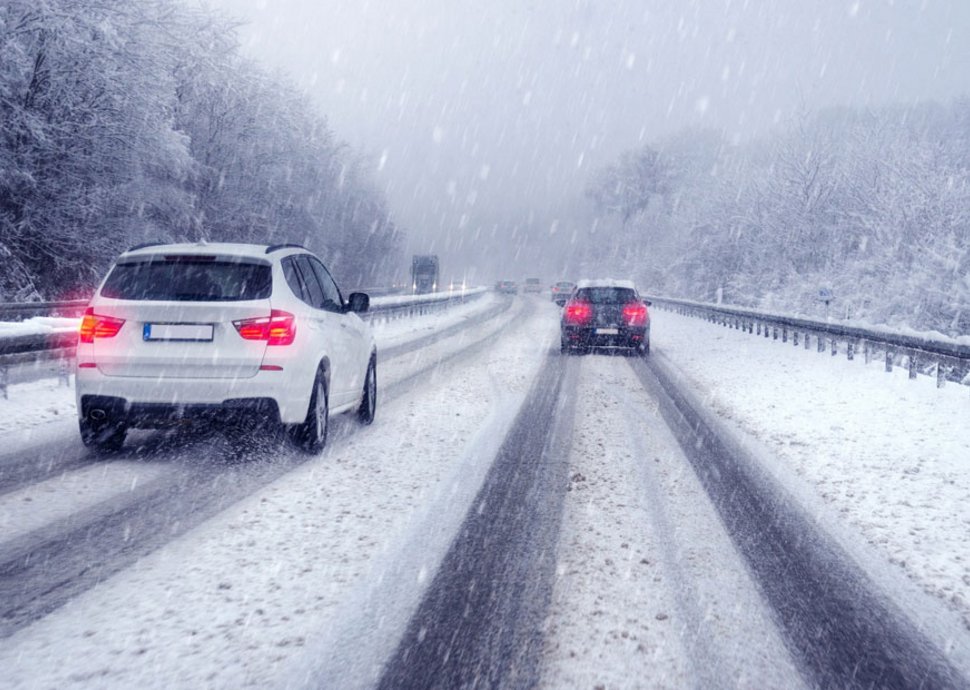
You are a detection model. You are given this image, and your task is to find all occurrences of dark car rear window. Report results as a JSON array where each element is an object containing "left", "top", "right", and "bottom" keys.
[
  {"left": 576, "top": 287, "right": 637, "bottom": 304},
  {"left": 100, "top": 259, "right": 272, "bottom": 301}
]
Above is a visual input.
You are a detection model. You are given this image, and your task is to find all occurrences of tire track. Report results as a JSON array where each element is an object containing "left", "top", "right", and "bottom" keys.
[
  {"left": 632, "top": 353, "right": 967, "bottom": 689},
  {"left": 377, "top": 351, "right": 578, "bottom": 690}
]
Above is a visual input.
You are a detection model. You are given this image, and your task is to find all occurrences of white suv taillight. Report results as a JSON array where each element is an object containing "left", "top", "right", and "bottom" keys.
[
  {"left": 79, "top": 307, "right": 126, "bottom": 343},
  {"left": 233, "top": 310, "right": 296, "bottom": 346}
]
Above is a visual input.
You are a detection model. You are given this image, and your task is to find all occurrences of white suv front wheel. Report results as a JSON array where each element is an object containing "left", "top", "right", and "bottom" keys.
[{"left": 357, "top": 356, "right": 377, "bottom": 425}]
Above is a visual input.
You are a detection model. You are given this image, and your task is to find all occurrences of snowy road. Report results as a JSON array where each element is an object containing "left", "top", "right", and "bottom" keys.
[
  {"left": 0, "top": 295, "right": 517, "bottom": 643},
  {"left": 1, "top": 296, "right": 969, "bottom": 689}
]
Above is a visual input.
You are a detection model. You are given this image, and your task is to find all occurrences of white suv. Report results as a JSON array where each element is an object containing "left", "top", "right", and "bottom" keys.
[{"left": 75, "top": 242, "right": 377, "bottom": 453}]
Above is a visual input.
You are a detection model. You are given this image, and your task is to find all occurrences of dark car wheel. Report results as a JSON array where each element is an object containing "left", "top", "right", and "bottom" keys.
[
  {"left": 358, "top": 356, "right": 377, "bottom": 424},
  {"left": 291, "top": 371, "right": 329, "bottom": 453},
  {"left": 79, "top": 418, "right": 127, "bottom": 453}
]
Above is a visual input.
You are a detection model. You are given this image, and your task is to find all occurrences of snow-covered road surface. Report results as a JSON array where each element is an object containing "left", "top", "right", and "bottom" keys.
[
  {"left": 0, "top": 296, "right": 969, "bottom": 688},
  {"left": 0, "top": 295, "right": 547, "bottom": 687},
  {"left": 540, "top": 355, "right": 803, "bottom": 690}
]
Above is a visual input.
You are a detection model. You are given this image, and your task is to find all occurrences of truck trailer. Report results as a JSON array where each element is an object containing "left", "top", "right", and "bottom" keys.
[{"left": 411, "top": 255, "right": 439, "bottom": 294}]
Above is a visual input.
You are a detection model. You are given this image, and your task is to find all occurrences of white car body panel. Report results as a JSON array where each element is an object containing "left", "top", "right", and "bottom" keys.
[{"left": 75, "top": 242, "right": 375, "bottom": 428}]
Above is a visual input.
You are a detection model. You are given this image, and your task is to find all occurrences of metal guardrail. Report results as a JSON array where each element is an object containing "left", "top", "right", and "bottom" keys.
[
  {"left": 0, "top": 288, "right": 485, "bottom": 398},
  {"left": 646, "top": 295, "right": 970, "bottom": 391},
  {"left": 365, "top": 288, "right": 485, "bottom": 323},
  {"left": 0, "top": 299, "right": 89, "bottom": 321}
]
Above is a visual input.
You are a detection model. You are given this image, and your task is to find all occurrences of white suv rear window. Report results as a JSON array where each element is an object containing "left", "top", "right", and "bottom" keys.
[{"left": 100, "top": 258, "right": 272, "bottom": 301}]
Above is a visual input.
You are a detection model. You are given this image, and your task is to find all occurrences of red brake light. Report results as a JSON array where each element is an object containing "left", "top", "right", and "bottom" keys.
[
  {"left": 564, "top": 301, "right": 592, "bottom": 325},
  {"left": 79, "top": 307, "right": 125, "bottom": 343},
  {"left": 622, "top": 302, "right": 648, "bottom": 327},
  {"left": 233, "top": 310, "right": 296, "bottom": 346}
]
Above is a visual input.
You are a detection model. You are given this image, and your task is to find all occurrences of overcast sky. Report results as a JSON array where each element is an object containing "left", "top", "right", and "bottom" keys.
[{"left": 206, "top": 0, "right": 970, "bottom": 282}]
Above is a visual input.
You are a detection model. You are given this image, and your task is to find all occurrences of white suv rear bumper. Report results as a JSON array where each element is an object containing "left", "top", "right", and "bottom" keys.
[{"left": 76, "top": 367, "right": 312, "bottom": 425}]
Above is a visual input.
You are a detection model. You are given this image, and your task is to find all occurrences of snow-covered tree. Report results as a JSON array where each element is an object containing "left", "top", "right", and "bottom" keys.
[
  {"left": 583, "top": 100, "right": 970, "bottom": 335},
  {"left": 0, "top": 0, "right": 404, "bottom": 300}
]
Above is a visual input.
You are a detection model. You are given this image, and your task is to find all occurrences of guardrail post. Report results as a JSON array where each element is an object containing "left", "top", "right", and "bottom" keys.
[
  {"left": 0, "top": 365, "right": 7, "bottom": 400},
  {"left": 864, "top": 341, "right": 871, "bottom": 364},
  {"left": 937, "top": 362, "right": 947, "bottom": 389},
  {"left": 804, "top": 332, "right": 811, "bottom": 350},
  {"left": 818, "top": 336, "right": 826, "bottom": 353},
  {"left": 831, "top": 338, "right": 838, "bottom": 356},
  {"left": 908, "top": 353, "right": 918, "bottom": 380},
  {"left": 782, "top": 327, "right": 788, "bottom": 343},
  {"left": 792, "top": 330, "right": 799, "bottom": 346},
  {"left": 59, "top": 355, "right": 71, "bottom": 388},
  {"left": 885, "top": 350, "right": 894, "bottom": 373},
  {"left": 847, "top": 341, "right": 854, "bottom": 361}
]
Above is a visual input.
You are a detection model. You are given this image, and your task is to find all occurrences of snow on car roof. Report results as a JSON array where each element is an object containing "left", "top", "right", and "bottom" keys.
[
  {"left": 121, "top": 242, "right": 300, "bottom": 260},
  {"left": 575, "top": 278, "right": 637, "bottom": 290}
]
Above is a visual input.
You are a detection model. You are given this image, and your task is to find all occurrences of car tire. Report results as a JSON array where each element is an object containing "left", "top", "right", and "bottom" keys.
[
  {"left": 292, "top": 370, "right": 329, "bottom": 453},
  {"left": 357, "top": 355, "right": 377, "bottom": 425},
  {"left": 79, "top": 418, "right": 127, "bottom": 453},
  {"left": 640, "top": 339, "right": 651, "bottom": 356}
]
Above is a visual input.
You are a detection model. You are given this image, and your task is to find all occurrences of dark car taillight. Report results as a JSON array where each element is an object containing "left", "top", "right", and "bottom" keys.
[
  {"left": 79, "top": 307, "right": 126, "bottom": 343},
  {"left": 233, "top": 310, "right": 296, "bottom": 345},
  {"left": 564, "top": 300, "right": 593, "bottom": 325},
  {"left": 622, "top": 302, "right": 648, "bottom": 327}
]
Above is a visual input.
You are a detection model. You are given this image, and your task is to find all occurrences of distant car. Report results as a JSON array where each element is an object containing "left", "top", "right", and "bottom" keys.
[
  {"left": 523, "top": 277, "right": 542, "bottom": 294},
  {"left": 495, "top": 280, "right": 518, "bottom": 294},
  {"left": 75, "top": 242, "right": 377, "bottom": 453},
  {"left": 561, "top": 279, "right": 650, "bottom": 355},
  {"left": 550, "top": 281, "right": 576, "bottom": 305}
]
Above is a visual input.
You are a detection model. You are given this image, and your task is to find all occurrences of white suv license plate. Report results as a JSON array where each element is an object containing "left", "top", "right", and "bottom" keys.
[
  {"left": 143, "top": 323, "right": 214, "bottom": 342},
  {"left": 595, "top": 327, "right": 619, "bottom": 335}
]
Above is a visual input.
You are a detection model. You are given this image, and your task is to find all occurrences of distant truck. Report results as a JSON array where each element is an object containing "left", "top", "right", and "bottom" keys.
[{"left": 411, "top": 255, "right": 439, "bottom": 294}]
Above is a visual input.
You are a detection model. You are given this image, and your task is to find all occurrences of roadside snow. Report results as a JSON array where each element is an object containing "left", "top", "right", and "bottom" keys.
[
  {"left": 0, "top": 316, "right": 79, "bottom": 337},
  {"left": 653, "top": 308, "right": 970, "bottom": 632},
  {"left": 370, "top": 291, "right": 500, "bottom": 351},
  {"left": 0, "top": 378, "right": 75, "bottom": 435}
]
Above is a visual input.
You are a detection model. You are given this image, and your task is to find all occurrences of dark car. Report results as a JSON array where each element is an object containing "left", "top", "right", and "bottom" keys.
[
  {"left": 561, "top": 279, "right": 650, "bottom": 355},
  {"left": 495, "top": 280, "right": 518, "bottom": 294},
  {"left": 550, "top": 281, "right": 576, "bottom": 305}
]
